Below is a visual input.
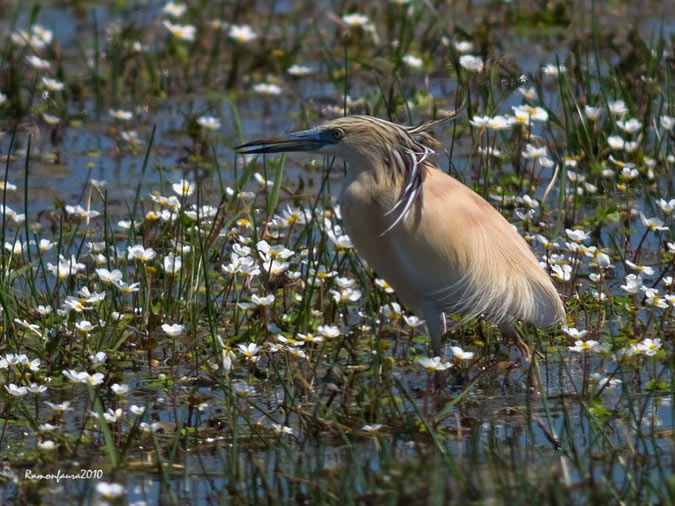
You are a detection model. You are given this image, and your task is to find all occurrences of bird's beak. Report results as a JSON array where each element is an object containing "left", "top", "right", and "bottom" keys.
[{"left": 235, "top": 128, "right": 331, "bottom": 154}]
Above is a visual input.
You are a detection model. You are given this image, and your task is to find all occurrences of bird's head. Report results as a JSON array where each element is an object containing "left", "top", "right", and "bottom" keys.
[{"left": 235, "top": 115, "right": 446, "bottom": 165}]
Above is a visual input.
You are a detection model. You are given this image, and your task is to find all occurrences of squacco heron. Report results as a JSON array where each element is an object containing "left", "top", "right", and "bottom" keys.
[{"left": 236, "top": 115, "right": 565, "bottom": 360}]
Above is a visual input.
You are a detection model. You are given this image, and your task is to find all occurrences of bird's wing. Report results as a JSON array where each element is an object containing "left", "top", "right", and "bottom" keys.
[{"left": 393, "top": 165, "right": 564, "bottom": 327}]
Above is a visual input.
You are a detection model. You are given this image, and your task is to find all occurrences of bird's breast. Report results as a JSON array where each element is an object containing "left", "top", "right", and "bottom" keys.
[{"left": 338, "top": 174, "right": 428, "bottom": 312}]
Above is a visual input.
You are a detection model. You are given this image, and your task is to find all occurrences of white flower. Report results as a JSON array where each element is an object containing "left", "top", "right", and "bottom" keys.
[
  {"left": 561, "top": 326, "right": 587, "bottom": 339},
  {"left": 41, "top": 77, "right": 64, "bottom": 91},
  {"left": 45, "top": 401, "right": 72, "bottom": 412},
  {"left": 237, "top": 342, "right": 260, "bottom": 359},
  {"left": 608, "top": 99, "right": 628, "bottom": 117},
  {"left": 584, "top": 182, "right": 598, "bottom": 194},
  {"left": 62, "top": 370, "right": 100, "bottom": 384},
  {"left": 96, "top": 268, "right": 123, "bottom": 284},
  {"left": 488, "top": 115, "right": 514, "bottom": 130},
  {"left": 75, "top": 320, "right": 96, "bottom": 332},
  {"left": 403, "top": 315, "right": 425, "bottom": 328},
  {"left": 96, "top": 482, "right": 126, "bottom": 499},
  {"left": 263, "top": 259, "right": 289, "bottom": 275},
  {"left": 594, "top": 252, "right": 611, "bottom": 268},
  {"left": 47, "top": 256, "right": 86, "bottom": 279},
  {"left": 257, "top": 240, "right": 294, "bottom": 261},
  {"left": 26, "top": 55, "right": 51, "bottom": 69},
  {"left": 625, "top": 260, "right": 654, "bottom": 276},
  {"left": 271, "top": 423, "right": 294, "bottom": 435},
  {"left": 639, "top": 213, "right": 668, "bottom": 232},
  {"left": 469, "top": 115, "right": 489, "bottom": 128},
  {"left": 567, "top": 169, "right": 584, "bottom": 183},
  {"left": 162, "top": 1, "right": 187, "bottom": 17},
  {"left": 459, "top": 55, "right": 483, "bottom": 72},
  {"left": 584, "top": 105, "right": 602, "bottom": 121},
  {"left": 329, "top": 287, "right": 362, "bottom": 303},
  {"left": 522, "top": 144, "right": 548, "bottom": 160},
  {"left": 637, "top": 337, "right": 662, "bottom": 356},
  {"left": 606, "top": 135, "right": 624, "bottom": 150},
  {"left": 228, "top": 24, "right": 257, "bottom": 43},
  {"left": 35, "top": 239, "right": 54, "bottom": 252},
  {"left": 374, "top": 278, "right": 394, "bottom": 293},
  {"left": 317, "top": 325, "right": 341, "bottom": 338},
  {"left": 656, "top": 198, "right": 675, "bottom": 214},
  {"left": 121, "top": 130, "right": 142, "bottom": 145},
  {"left": 109, "top": 109, "right": 133, "bottom": 121},
  {"left": 172, "top": 178, "right": 195, "bottom": 196},
  {"left": 163, "top": 254, "right": 182, "bottom": 274},
  {"left": 252, "top": 83, "right": 282, "bottom": 95},
  {"left": 453, "top": 40, "right": 473, "bottom": 53},
  {"left": 127, "top": 245, "right": 156, "bottom": 262},
  {"left": 542, "top": 63, "right": 565, "bottom": 76},
  {"left": 539, "top": 157, "right": 554, "bottom": 168},
  {"left": 130, "top": 405, "right": 146, "bottom": 416},
  {"left": 37, "top": 304, "right": 52, "bottom": 316},
  {"left": 162, "top": 323, "right": 185, "bottom": 337},
  {"left": 620, "top": 167, "right": 639, "bottom": 179},
  {"left": 536, "top": 235, "right": 558, "bottom": 250},
  {"left": 32, "top": 25, "right": 53, "bottom": 45},
  {"left": 140, "top": 422, "right": 160, "bottom": 433},
  {"left": 87, "top": 373, "right": 105, "bottom": 386},
  {"left": 298, "top": 331, "right": 321, "bottom": 344},
  {"left": 402, "top": 54, "right": 423, "bottom": 69},
  {"left": 590, "top": 373, "right": 622, "bottom": 389},
  {"left": 518, "top": 86, "right": 537, "bottom": 100},
  {"left": 551, "top": 264, "right": 572, "bottom": 282},
  {"left": 197, "top": 115, "right": 221, "bottom": 130},
  {"left": 251, "top": 294, "right": 274, "bottom": 306},
  {"left": 336, "top": 277, "right": 356, "bottom": 289},
  {"left": 616, "top": 118, "right": 642, "bottom": 133},
  {"left": 287, "top": 64, "right": 313, "bottom": 76},
  {"left": 341, "top": 13, "right": 371, "bottom": 28},
  {"left": 418, "top": 356, "right": 452, "bottom": 371},
  {"left": 361, "top": 424, "right": 384, "bottom": 433},
  {"left": 4, "top": 384, "right": 28, "bottom": 397},
  {"left": 382, "top": 302, "right": 402, "bottom": 320},
  {"left": 565, "top": 228, "right": 590, "bottom": 242},
  {"left": 38, "top": 440, "right": 57, "bottom": 450},
  {"left": 5, "top": 240, "right": 25, "bottom": 256},
  {"left": 512, "top": 105, "right": 548, "bottom": 123},
  {"left": 0, "top": 204, "right": 25, "bottom": 223},
  {"left": 660, "top": 115, "right": 674, "bottom": 131},
  {"left": 65, "top": 204, "right": 101, "bottom": 219},
  {"left": 450, "top": 346, "right": 474, "bottom": 361},
  {"left": 620, "top": 274, "right": 644, "bottom": 294},
  {"left": 111, "top": 383, "right": 130, "bottom": 396},
  {"left": 163, "top": 20, "right": 196, "bottom": 41},
  {"left": 90, "top": 351, "right": 107, "bottom": 365},
  {"left": 642, "top": 288, "right": 668, "bottom": 310},
  {"left": 26, "top": 383, "right": 46, "bottom": 395},
  {"left": 569, "top": 340, "right": 599, "bottom": 352}
]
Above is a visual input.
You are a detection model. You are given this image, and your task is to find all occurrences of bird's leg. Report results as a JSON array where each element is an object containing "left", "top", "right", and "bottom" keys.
[
  {"left": 422, "top": 308, "right": 453, "bottom": 389},
  {"left": 501, "top": 323, "right": 542, "bottom": 394},
  {"left": 423, "top": 308, "right": 444, "bottom": 358}
]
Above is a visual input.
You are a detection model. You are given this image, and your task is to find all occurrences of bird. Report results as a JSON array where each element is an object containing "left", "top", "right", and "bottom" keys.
[{"left": 236, "top": 114, "right": 565, "bottom": 362}]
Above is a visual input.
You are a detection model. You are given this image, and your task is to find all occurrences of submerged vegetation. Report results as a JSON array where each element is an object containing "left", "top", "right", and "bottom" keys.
[{"left": 0, "top": 0, "right": 673, "bottom": 504}]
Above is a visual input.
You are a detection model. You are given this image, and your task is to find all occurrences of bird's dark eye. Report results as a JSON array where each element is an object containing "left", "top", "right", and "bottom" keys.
[{"left": 332, "top": 128, "right": 346, "bottom": 140}]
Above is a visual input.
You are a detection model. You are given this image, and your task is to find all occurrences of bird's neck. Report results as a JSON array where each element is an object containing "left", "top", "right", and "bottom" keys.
[{"left": 342, "top": 148, "right": 407, "bottom": 194}]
